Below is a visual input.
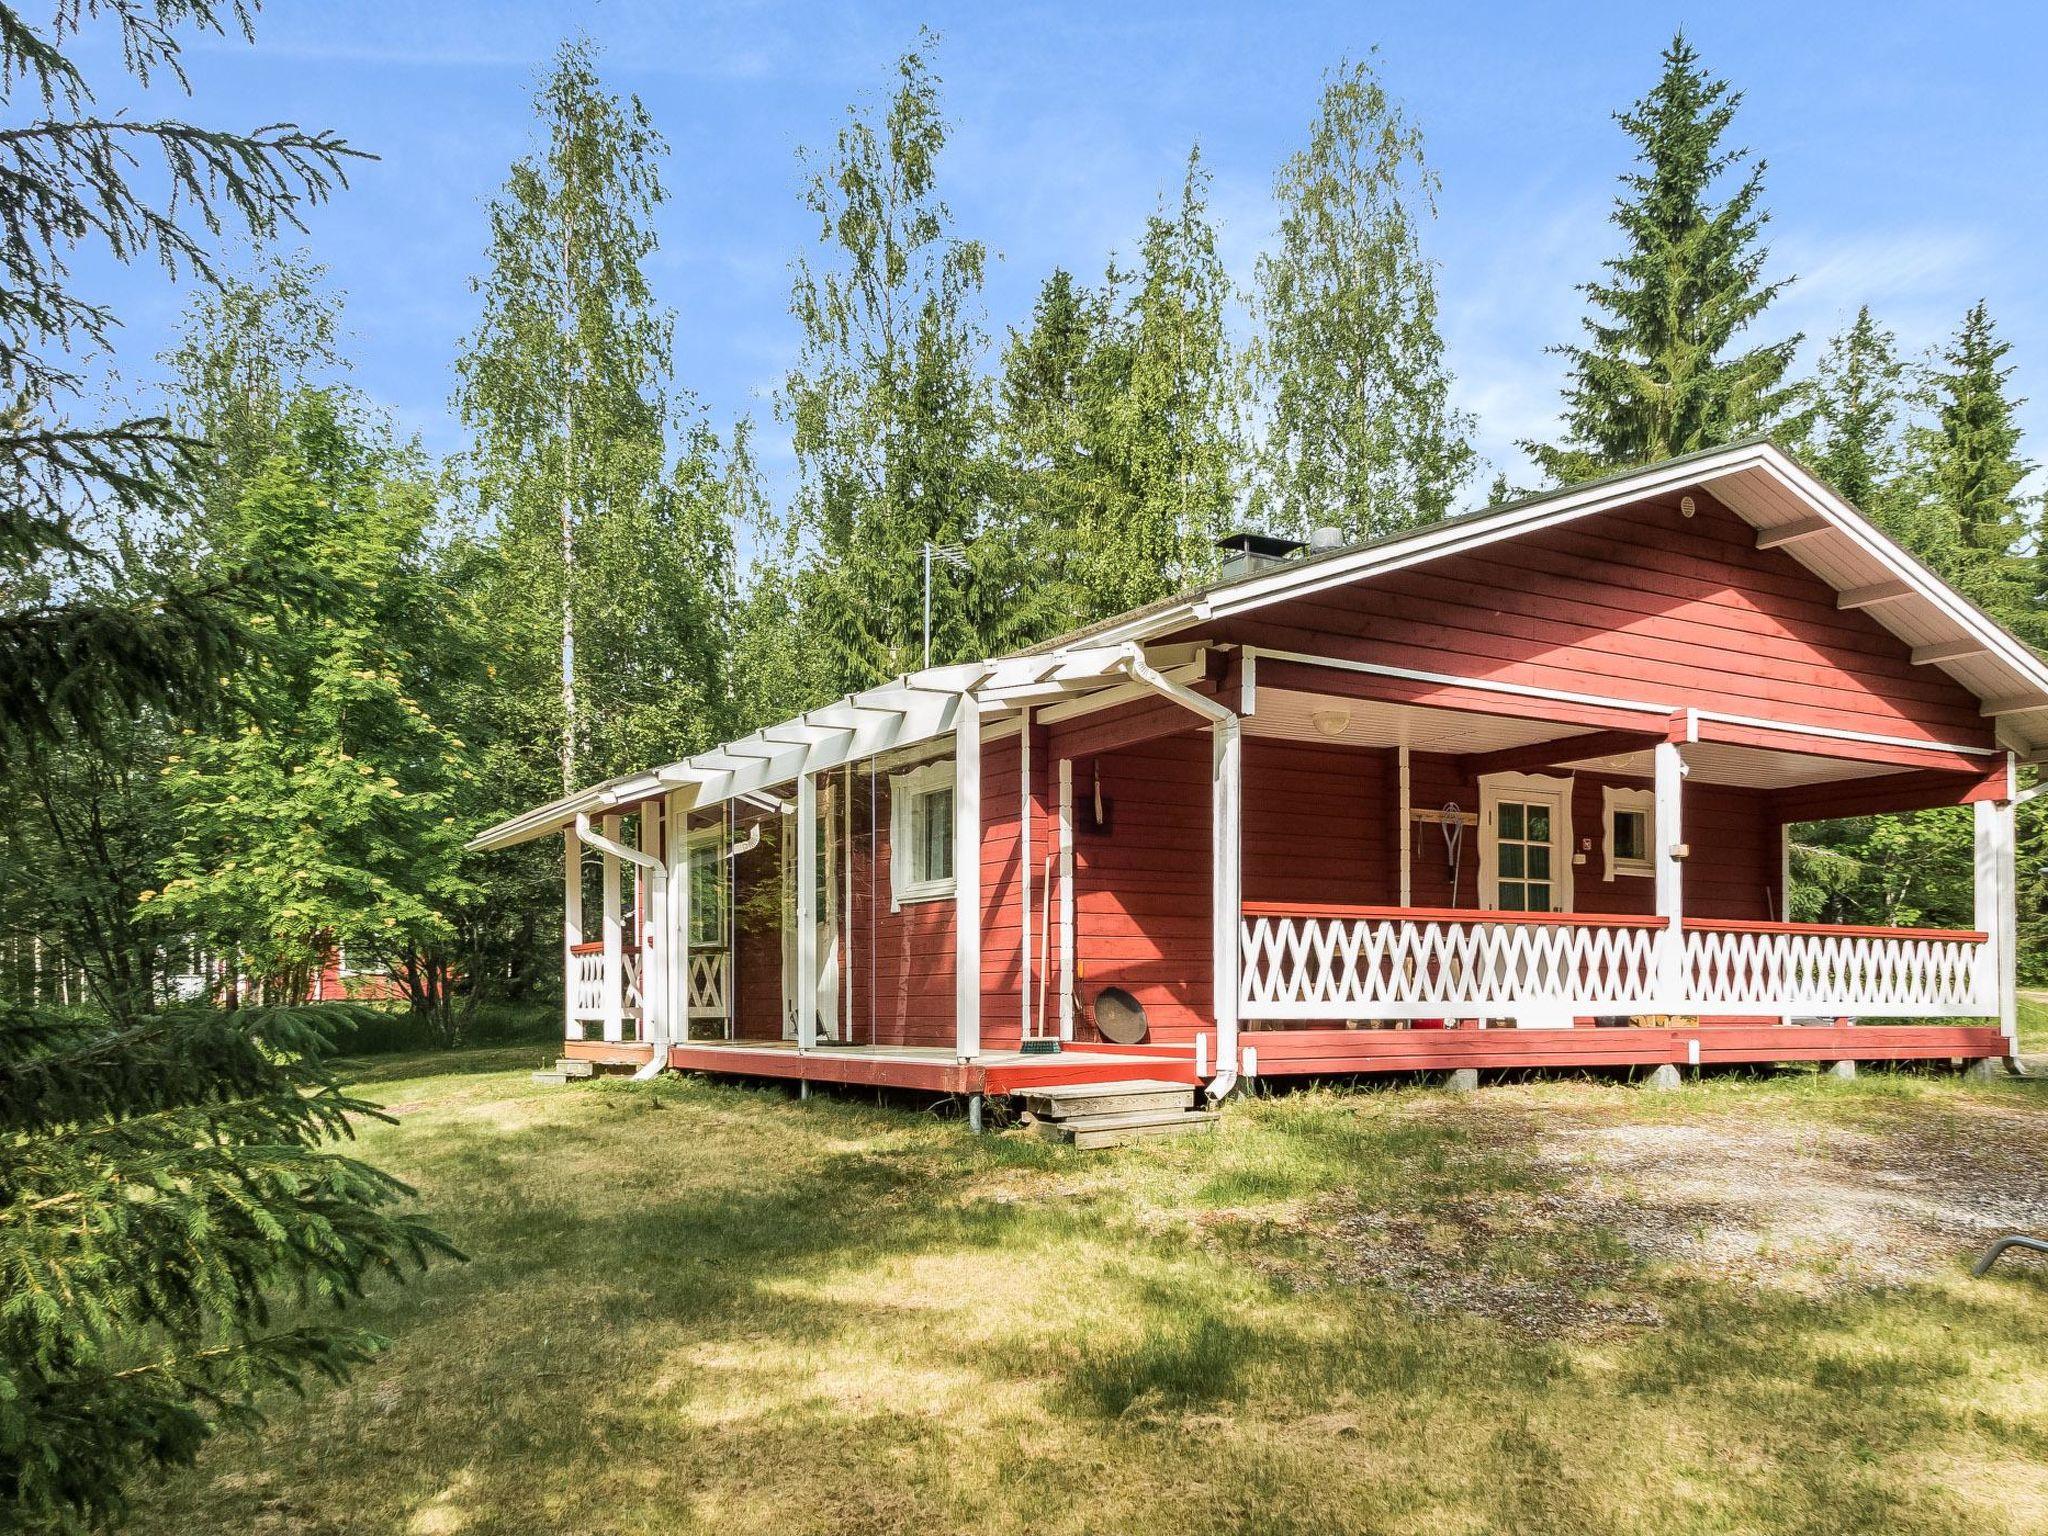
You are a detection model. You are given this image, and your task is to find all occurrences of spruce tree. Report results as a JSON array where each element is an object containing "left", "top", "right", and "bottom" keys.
[
  {"left": 779, "top": 33, "right": 991, "bottom": 690},
  {"left": 0, "top": 6, "right": 454, "bottom": 1527},
  {"left": 1080, "top": 147, "right": 1242, "bottom": 616},
  {"left": 1528, "top": 33, "right": 1801, "bottom": 482},
  {"left": 1251, "top": 56, "right": 1474, "bottom": 538},
  {"left": 987, "top": 268, "right": 1115, "bottom": 641},
  {"left": 1913, "top": 301, "right": 2037, "bottom": 639},
  {"left": 1797, "top": 306, "right": 1953, "bottom": 551}
]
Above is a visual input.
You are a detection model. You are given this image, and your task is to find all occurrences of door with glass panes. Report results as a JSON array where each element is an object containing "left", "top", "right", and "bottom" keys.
[{"left": 1478, "top": 773, "right": 1573, "bottom": 914}]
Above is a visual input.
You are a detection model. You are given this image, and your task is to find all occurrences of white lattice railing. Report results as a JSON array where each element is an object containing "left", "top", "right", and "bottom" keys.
[
  {"left": 568, "top": 941, "right": 647, "bottom": 1034},
  {"left": 688, "top": 950, "right": 729, "bottom": 1018},
  {"left": 570, "top": 943, "right": 606, "bottom": 1021},
  {"left": 1240, "top": 905, "right": 1993, "bottom": 1023},
  {"left": 1682, "top": 920, "right": 1989, "bottom": 1016},
  {"left": 1241, "top": 905, "right": 1664, "bottom": 1022}
]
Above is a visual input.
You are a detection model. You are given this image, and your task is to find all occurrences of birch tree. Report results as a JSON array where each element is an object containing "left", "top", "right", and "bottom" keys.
[
  {"left": 455, "top": 37, "right": 733, "bottom": 790},
  {"left": 1250, "top": 57, "right": 1474, "bottom": 538}
]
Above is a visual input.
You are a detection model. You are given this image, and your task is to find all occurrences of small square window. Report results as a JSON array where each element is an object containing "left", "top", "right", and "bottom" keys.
[{"left": 1603, "top": 787, "right": 1656, "bottom": 880}]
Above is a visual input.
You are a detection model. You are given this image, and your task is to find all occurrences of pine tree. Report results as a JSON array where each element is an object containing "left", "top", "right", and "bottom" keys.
[
  {"left": 1251, "top": 56, "right": 1474, "bottom": 538},
  {"left": 779, "top": 32, "right": 991, "bottom": 690},
  {"left": 1528, "top": 33, "right": 1801, "bottom": 482},
  {"left": 456, "top": 36, "right": 733, "bottom": 791}
]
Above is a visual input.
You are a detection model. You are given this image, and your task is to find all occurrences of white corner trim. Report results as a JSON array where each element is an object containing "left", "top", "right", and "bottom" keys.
[
  {"left": 1601, "top": 784, "right": 1656, "bottom": 882},
  {"left": 888, "top": 758, "right": 957, "bottom": 910}
]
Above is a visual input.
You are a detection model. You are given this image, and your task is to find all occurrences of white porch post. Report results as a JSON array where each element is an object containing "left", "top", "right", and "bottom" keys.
[
  {"left": 563, "top": 828, "right": 583, "bottom": 1040},
  {"left": 642, "top": 805, "right": 667, "bottom": 1048},
  {"left": 1974, "top": 791, "right": 2018, "bottom": 1051},
  {"left": 954, "top": 695, "right": 982, "bottom": 1059},
  {"left": 601, "top": 813, "right": 624, "bottom": 1043},
  {"left": 796, "top": 771, "right": 818, "bottom": 1052},
  {"left": 1653, "top": 740, "right": 1686, "bottom": 1010},
  {"left": 1019, "top": 706, "right": 1032, "bottom": 1040},
  {"left": 1058, "top": 757, "right": 1075, "bottom": 1041},
  {"left": 1212, "top": 716, "right": 1243, "bottom": 1086}
]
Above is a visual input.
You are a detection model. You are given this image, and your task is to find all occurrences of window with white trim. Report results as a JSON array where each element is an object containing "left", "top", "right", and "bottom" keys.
[
  {"left": 890, "top": 759, "right": 956, "bottom": 908},
  {"left": 1602, "top": 785, "right": 1655, "bottom": 880}
]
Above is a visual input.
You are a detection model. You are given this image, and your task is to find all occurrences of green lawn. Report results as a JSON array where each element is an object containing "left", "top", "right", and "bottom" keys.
[{"left": 128, "top": 1052, "right": 2048, "bottom": 1536}]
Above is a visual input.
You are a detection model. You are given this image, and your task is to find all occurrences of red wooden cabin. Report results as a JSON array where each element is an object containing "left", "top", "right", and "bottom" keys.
[{"left": 472, "top": 442, "right": 2041, "bottom": 1109}]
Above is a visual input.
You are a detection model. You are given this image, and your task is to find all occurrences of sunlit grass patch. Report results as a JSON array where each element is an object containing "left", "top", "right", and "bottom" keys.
[{"left": 124, "top": 1052, "right": 2048, "bottom": 1536}]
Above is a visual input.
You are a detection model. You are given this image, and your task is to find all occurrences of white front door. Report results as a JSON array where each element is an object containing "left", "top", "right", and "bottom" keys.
[
  {"left": 1478, "top": 772, "right": 1575, "bottom": 1028},
  {"left": 1479, "top": 772, "right": 1574, "bottom": 913}
]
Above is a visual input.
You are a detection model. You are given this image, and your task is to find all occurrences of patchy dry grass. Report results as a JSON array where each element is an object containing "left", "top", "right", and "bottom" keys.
[{"left": 126, "top": 1053, "right": 2048, "bottom": 1536}]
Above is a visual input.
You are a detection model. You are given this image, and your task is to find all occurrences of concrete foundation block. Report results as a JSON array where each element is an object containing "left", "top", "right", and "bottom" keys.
[
  {"left": 1641, "top": 1063, "right": 1683, "bottom": 1091},
  {"left": 1444, "top": 1068, "right": 1479, "bottom": 1094},
  {"left": 1824, "top": 1059, "right": 1856, "bottom": 1082},
  {"left": 1964, "top": 1057, "right": 2009, "bottom": 1083}
]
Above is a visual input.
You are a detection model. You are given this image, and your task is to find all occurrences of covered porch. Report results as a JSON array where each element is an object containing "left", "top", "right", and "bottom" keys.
[{"left": 1214, "top": 646, "right": 2018, "bottom": 1076}]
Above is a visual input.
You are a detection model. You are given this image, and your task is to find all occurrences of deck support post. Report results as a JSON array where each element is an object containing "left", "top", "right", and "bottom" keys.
[
  {"left": 1653, "top": 739, "right": 1686, "bottom": 1011},
  {"left": 1974, "top": 788, "right": 2018, "bottom": 1056},
  {"left": 563, "top": 828, "right": 583, "bottom": 1041},
  {"left": 966, "top": 1092, "right": 984, "bottom": 1134},
  {"left": 601, "top": 814, "right": 624, "bottom": 1043},
  {"left": 954, "top": 696, "right": 982, "bottom": 1060},
  {"left": 797, "top": 771, "right": 818, "bottom": 1052}
]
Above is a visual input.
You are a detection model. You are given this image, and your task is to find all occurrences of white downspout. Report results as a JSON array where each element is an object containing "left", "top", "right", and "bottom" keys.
[
  {"left": 576, "top": 812, "right": 670, "bottom": 1081},
  {"left": 1116, "top": 646, "right": 1243, "bottom": 1105}
]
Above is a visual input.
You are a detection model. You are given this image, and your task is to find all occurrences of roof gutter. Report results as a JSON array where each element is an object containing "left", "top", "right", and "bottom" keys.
[
  {"left": 575, "top": 812, "right": 671, "bottom": 1082},
  {"left": 1113, "top": 646, "right": 1242, "bottom": 1105}
]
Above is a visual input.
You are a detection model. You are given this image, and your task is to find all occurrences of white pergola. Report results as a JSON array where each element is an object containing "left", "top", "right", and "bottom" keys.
[{"left": 468, "top": 640, "right": 1239, "bottom": 1081}]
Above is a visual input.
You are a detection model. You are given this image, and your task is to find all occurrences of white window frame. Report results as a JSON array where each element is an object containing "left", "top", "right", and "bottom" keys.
[
  {"left": 890, "top": 758, "right": 957, "bottom": 910},
  {"left": 1601, "top": 785, "right": 1656, "bottom": 881},
  {"left": 1478, "top": 771, "right": 1575, "bottom": 913}
]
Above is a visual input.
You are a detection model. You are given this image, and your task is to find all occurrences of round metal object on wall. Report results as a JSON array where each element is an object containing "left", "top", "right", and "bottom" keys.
[{"left": 1092, "top": 986, "right": 1148, "bottom": 1044}]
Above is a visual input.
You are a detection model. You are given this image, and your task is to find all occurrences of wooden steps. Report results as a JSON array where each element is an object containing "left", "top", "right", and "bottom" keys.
[
  {"left": 531, "top": 1057, "right": 597, "bottom": 1086},
  {"left": 1017, "top": 1079, "right": 1219, "bottom": 1149}
]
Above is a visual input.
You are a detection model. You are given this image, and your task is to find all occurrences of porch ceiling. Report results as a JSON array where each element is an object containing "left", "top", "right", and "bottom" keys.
[{"left": 1246, "top": 686, "right": 1904, "bottom": 790}]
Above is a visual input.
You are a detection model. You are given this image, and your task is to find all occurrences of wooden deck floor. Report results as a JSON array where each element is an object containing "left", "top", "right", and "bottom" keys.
[
  {"left": 565, "top": 1023, "right": 2006, "bottom": 1096},
  {"left": 564, "top": 1037, "right": 1202, "bottom": 1095}
]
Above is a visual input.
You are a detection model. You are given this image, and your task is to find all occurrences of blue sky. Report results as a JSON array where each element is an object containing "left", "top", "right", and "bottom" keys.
[{"left": 71, "top": 0, "right": 2048, "bottom": 509}]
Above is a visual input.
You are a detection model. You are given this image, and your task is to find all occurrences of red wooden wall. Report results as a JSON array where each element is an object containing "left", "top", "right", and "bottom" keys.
[{"left": 1198, "top": 491, "right": 1994, "bottom": 751}]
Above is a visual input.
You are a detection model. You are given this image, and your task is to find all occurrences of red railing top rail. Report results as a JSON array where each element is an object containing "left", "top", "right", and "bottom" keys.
[{"left": 1239, "top": 902, "right": 1987, "bottom": 943}]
